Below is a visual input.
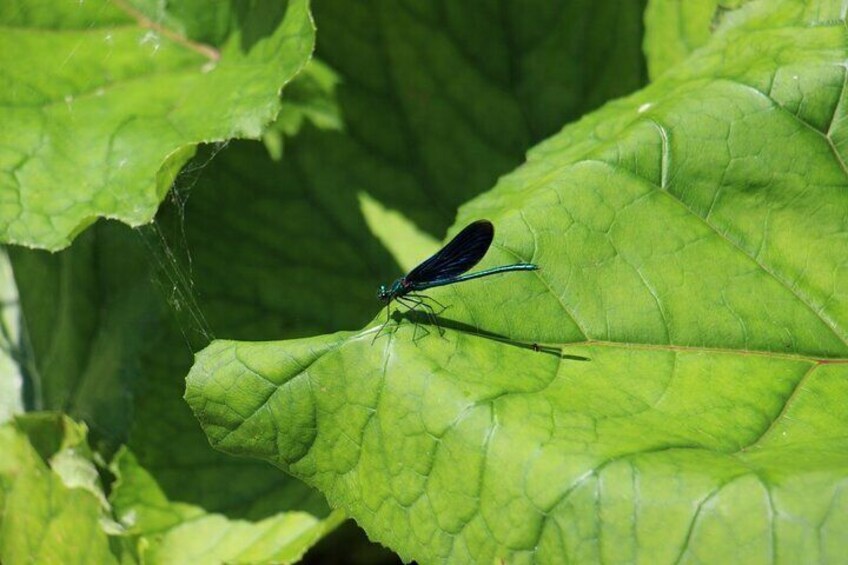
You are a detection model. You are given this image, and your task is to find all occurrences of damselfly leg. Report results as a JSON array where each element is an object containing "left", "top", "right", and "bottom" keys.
[
  {"left": 372, "top": 292, "right": 448, "bottom": 343},
  {"left": 408, "top": 293, "right": 448, "bottom": 315},
  {"left": 406, "top": 293, "right": 447, "bottom": 339},
  {"left": 371, "top": 302, "right": 394, "bottom": 344},
  {"left": 396, "top": 295, "right": 436, "bottom": 341}
]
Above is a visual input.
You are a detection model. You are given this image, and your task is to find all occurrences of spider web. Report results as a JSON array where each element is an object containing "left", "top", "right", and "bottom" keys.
[{"left": 135, "top": 141, "right": 230, "bottom": 352}]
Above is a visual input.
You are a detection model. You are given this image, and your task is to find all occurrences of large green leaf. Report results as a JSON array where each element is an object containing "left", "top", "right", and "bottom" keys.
[
  {"left": 186, "top": 1, "right": 848, "bottom": 562},
  {"left": 0, "top": 0, "right": 313, "bottom": 251}
]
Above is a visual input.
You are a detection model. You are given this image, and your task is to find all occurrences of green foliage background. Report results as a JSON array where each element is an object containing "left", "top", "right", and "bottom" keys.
[{"left": 2, "top": 0, "right": 847, "bottom": 564}]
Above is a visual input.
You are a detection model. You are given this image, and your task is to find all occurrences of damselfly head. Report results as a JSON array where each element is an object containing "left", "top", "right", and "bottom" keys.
[{"left": 377, "top": 284, "right": 390, "bottom": 302}]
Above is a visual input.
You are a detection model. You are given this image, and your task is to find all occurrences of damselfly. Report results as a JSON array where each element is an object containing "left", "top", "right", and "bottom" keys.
[{"left": 374, "top": 220, "right": 538, "bottom": 341}]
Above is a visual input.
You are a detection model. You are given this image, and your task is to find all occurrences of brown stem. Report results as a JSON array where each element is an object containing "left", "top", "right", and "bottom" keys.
[{"left": 112, "top": 0, "right": 221, "bottom": 62}]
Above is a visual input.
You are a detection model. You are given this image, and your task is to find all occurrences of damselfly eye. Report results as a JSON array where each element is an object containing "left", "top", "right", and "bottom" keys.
[{"left": 377, "top": 285, "right": 388, "bottom": 300}]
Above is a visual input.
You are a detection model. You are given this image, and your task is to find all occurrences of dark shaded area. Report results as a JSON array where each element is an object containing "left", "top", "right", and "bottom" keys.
[
  {"left": 11, "top": 413, "right": 68, "bottom": 463},
  {"left": 303, "top": 520, "right": 403, "bottom": 565},
  {"left": 310, "top": 0, "right": 649, "bottom": 238},
  {"left": 236, "top": 0, "right": 289, "bottom": 52},
  {"left": 9, "top": 223, "right": 161, "bottom": 452},
  {"left": 156, "top": 139, "right": 401, "bottom": 342},
  {"left": 8, "top": 215, "right": 333, "bottom": 520},
  {"left": 128, "top": 182, "right": 338, "bottom": 519}
]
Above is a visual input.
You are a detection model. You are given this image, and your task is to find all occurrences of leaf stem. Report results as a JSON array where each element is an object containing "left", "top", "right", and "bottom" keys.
[{"left": 112, "top": 0, "right": 221, "bottom": 62}]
